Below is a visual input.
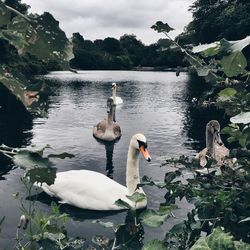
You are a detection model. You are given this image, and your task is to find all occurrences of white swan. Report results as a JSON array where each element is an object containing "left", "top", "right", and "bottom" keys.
[
  {"left": 38, "top": 133, "right": 151, "bottom": 211},
  {"left": 93, "top": 98, "right": 121, "bottom": 141},
  {"left": 196, "top": 120, "right": 229, "bottom": 167},
  {"left": 110, "top": 82, "right": 123, "bottom": 105}
]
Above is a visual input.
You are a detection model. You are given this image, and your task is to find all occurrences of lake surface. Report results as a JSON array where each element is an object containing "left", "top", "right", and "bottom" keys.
[{"left": 0, "top": 71, "right": 227, "bottom": 248}]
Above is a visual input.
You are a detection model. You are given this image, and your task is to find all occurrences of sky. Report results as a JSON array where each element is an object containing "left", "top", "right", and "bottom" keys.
[{"left": 22, "top": 0, "right": 194, "bottom": 45}]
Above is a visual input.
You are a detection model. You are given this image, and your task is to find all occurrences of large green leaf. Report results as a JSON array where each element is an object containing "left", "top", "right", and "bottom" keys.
[
  {"left": 207, "top": 228, "right": 234, "bottom": 249},
  {"left": 192, "top": 36, "right": 250, "bottom": 55},
  {"left": 192, "top": 42, "right": 219, "bottom": 54},
  {"left": 4, "top": 13, "right": 72, "bottom": 66},
  {"left": 26, "top": 166, "right": 57, "bottom": 185},
  {"left": 92, "top": 219, "right": 124, "bottom": 232},
  {"left": 28, "top": 12, "right": 73, "bottom": 66},
  {"left": 114, "top": 199, "right": 131, "bottom": 209},
  {"left": 151, "top": 21, "right": 174, "bottom": 33},
  {"left": 0, "top": 66, "right": 49, "bottom": 116},
  {"left": 0, "top": 1, "right": 11, "bottom": 27},
  {"left": 196, "top": 66, "right": 211, "bottom": 77},
  {"left": 13, "top": 150, "right": 54, "bottom": 169},
  {"left": 218, "top": 88, "right": 237, "bottom": 98},
  {"left": 140, "top": 209, "right": 169, "bottom": 228},
  {"left": 190, "top": 237, "right": 211, "bottom": 250},
  {"left": 230, "top": 112, "right": 250, "bottom": 124},
  {"left": 191, "top": 228, "right": 250, "bottom": 250},
  {"left": 231, "top": 36, "right": 250, "bottom": 52},
  {"left": 220, "top": 51, "right": 247, "bottom": 77},
  {"left": 142, "top": 239, "right": 166, "bottom": 250},
  {"left": 126, "top": 192, "right": 146, "bottom": 203},
  {"left": 184, "top": 53, "right": 221, "bottom": 83},
  {"left": 217, "top": 87, "right": 237, "bottom": 101}
]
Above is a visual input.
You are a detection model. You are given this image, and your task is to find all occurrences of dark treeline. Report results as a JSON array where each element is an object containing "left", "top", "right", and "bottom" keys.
[
  {"left": 177, "top": 0, "right": 250, "bottom": 44},
  {"left": 1, "top": 0, "right": 249, "bottom": 73},
  {"left": 70, "top": 33, "right": 187, "bottom": 70}
]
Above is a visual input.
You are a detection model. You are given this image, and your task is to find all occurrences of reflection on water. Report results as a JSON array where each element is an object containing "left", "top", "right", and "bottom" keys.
[
  {"left": 92, "top": 137, "right": 116, "bottom": 179},
  {"left": 104, "top": 142, "right": 115, "bottom": 179},
  {"left": 0, "top": 71, "right": 229, "bottom": 248}
]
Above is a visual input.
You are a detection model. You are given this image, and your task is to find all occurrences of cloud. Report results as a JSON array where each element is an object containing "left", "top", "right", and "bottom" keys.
[{"left": 22, "top": 0, "right": 193, "bottom": 44}]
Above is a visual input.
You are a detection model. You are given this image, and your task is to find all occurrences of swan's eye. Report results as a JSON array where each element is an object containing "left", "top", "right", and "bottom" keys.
[{"left": 137, "top": 140, "right": 147, "bottom": 149}]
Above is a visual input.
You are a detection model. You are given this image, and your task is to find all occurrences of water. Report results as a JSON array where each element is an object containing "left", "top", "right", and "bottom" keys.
[{"left": 0, "top": 71, "right": 227, "bottom": 248}]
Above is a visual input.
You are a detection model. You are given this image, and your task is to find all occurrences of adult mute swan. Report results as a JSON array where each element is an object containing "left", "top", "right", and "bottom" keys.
[
  {"left": 93, "top": 98, "right": 121, "bottom": 141},
  {"left": 196, "top": 120, "right": 229, "bottom": 167},
  {"left": 38, "top": 133, "right": 151, "bottom": 211},
  {"left": 111, "top": 82, "right": 123, "bottom": 105}
]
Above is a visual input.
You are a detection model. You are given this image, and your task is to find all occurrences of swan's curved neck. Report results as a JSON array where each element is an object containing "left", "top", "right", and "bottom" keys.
[
  {"left": 112, "top": 87, "right": 116, "bottom": 104},
  {"left": 126, "top": 145, "right": 142, "bottom": 195},
  {"left": 106, "top": 107, "right": 113, "bottom": 130},
  {"left": 107, "top": 105, "right": 115, "bottom": 128},
  {"left": 206, "top": 129, "right": 215, "bottom": 156}
]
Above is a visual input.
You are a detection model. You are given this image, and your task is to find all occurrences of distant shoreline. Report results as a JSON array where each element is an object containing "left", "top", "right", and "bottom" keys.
[
  {"left": 66, "top": 66, "right": 189, "bottom": 73},
  {"left": 133, "top": 66, "right": 188, "bottom": 72}
]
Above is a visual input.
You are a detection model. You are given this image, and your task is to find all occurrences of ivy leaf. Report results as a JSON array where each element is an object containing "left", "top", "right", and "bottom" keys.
[
  {"left": 217, "top": 88, "right": 237, "bottom": 101},
  {"left": 190, "top": 237, "right": 210, "bottom": 250},
  {"left": 13, "top": 150, "right": 54, "bottom": 170},
  {"left": 207, "top": 228, "right": 234, "bottom": 249},
  {"left": 114, "top": 199, "right": 131, "bottom": 210},
  {"left": 220, "top": 51, "right": 247, "bottom": 77},
  {"left": 191, "top": 228, "right": 244, "bottom": 250},
  {"left": 25, "top": 167, "right": 57, "bottom": 185},
  {"left": 151, "top": 21, "right": 174, "bottom": 33},
  {"left": 230, "top": 112, "right": 250, "bottom": 124},
  {"left": 126, "top": 192, "right": 146, "bottom": 203},
  {"left": 140, "top": 176, "right": 166, "bottom": 188},
  {"left": 140, "top": 209, "right": 169, "bottom": 228},
  {"left": 196, "top": 66, "right": 211, "bottom": 77},
  {"left": 142, "top": 239, "right": 166, "bottom": 250},
  {"left": 218, "top": 88, "right": 237, "bottom": 97}
]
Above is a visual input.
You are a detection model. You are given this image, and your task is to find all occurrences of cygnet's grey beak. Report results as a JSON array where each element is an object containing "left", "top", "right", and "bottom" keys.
[{"left": 215, "top": 131, "right": 223, "bottom": 146}]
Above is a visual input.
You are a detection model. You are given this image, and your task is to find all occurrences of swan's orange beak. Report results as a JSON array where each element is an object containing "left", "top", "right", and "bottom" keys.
[{"left": 140, "top": 146, "right": 151, "bottom": 162}]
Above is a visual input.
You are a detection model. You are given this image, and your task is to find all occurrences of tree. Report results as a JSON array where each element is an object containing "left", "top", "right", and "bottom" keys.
[
  {"left": 120, "top": 34, "right": 144, "bottom": 66},
  {"left": 179, "top": 0, "right": 250, "bottom": 44},
  {"left": 102, "top": 37, "right": 121, "bottom": 55},
  {"left": 4, "top": 0, "right": 30, "bottom": 14}
]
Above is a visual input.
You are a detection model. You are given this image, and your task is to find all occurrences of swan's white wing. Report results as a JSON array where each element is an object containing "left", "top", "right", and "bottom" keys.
[
  {"left": 110, "top": 96, "right": 123, "bottom": 105},
  {"left": 40, "top": 170, "right": 129, "bottom": 210}
]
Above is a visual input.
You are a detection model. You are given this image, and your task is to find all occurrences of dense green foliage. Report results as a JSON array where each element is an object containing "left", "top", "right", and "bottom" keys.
[
  {"left": 177, "top": 0, "right": 250, "bottom": 44},
  {"left": 70, "top": 33, "right": 186, "bottom": 70},
  {"left": 149, "top": 12, "right": 250, "bottom": 247},
  {"left": 0, "top": 0, "right": 72, "bottom": 115}
]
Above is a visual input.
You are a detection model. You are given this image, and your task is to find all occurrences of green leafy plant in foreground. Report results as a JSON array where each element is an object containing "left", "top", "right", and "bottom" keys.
[
  {"left": 151, "top": 21, "right": 250, "bottom": 117},
  {"left": 191, "top": 227, "right": 250, "bottom": 250},
  {"left": 14, "top": 169, "right": 85, "bottom": 249},
  {"left": 0, "top": 1, "right": 73, "bottom": 115}
]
